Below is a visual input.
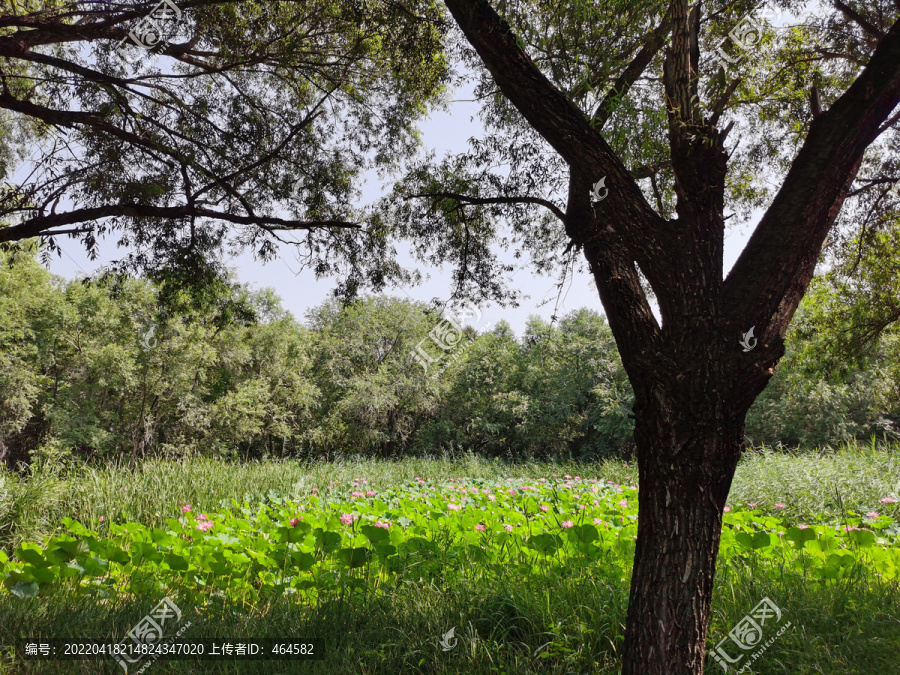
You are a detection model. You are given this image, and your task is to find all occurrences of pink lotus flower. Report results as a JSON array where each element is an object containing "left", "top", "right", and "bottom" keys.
[
  {"left": 540, "top": 504, "right": 550, "bottom": 512},
  {"left": 552, "top": 474, "right": 558, "bottom": 477},
  {"left": 723, "top": 506, "right": 731, "bottom": 513},
  {"left": 574, "top": 476, "right": 581, "bottom": 481},
  {"left": 289, "top": 517, "right": 302, "bottom": 527},
  {"left": 590, "top": 487, "right": 599, "bottom": 493},
  {"left": 352, "top": 491, "right": 365, "bottom": 498},
  {"left": 617, "top": 499, "right": 628, "bottom": 508},
  {"left": 593, "top": 518, "right": 603, "bottom": 525},
  {"left": 844, "top": 525, "right": 860, "bottom": 532},
  {"left": 488, "top": 494, "right": 496, "bottom": 502},
  {"left": 561, "top": 520, "right": 574, "bottom": 529},
  {"left": 366, "top": 491, "right": 376, "bottom": 497},
  {"left": 881, "top": 497, "right": 896, "bottom": 505},
  {"left": 777, "top": 531, "right": 784, "bottom": 537},
  {"left": 507, "top": 489, "right": 516, "bottom": 495},
  {"left": 504, "top": 524, "right": 513, "bottom": 532},
  {"left": 197, "top": 513, "right": 208, "bottom": 521},
  {"left": 797, "top": 524, "right": 809, "bottom": 529},
  {"left": 866, "top": 511, "right": 879, "bottom": 519},
  {"left": 447, "top": 503, "right": 461, "bottom": 511},
  {"left": 475, "top": 524, "right": 486, "bottom": 531},
  {"left": 197, "top": 520, "right": 214, "bottom": 532},
  {"left": 747, "top": 502, "right": 759, "bottom": 508},
  {"left": 99, "top": 516, "right": 105, "bottom": 522},
  {"left": 774, "top": 503, "right": 786, "bottom": 509},
  {"left": 181, "top": 505, "right": 191, "bottom": 513},
  {"left": 374, "top": 520, "right": 390, "bottom": 529},
  {"left": 312, "top": 488, "right": 318, "bottom": 493},
  {"left": 339, "top": 513, "right": 355, "bottom": 525},
  {"left": 539, "top": 478, "right": 547, "bottom": 483},
  {"left": 564, "top": 475, "right": 572, "bottom": 480}
]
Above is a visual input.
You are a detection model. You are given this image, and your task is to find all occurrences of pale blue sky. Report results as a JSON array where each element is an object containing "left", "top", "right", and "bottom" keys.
[{"left": 43, "top": 76, "right": 757, "bottom": 336}]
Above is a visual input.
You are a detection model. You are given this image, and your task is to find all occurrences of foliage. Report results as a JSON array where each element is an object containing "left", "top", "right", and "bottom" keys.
[
  {"left": 5, "top": 248, "right": 900, "bottom": 466},
  {"left": 2, "top": 473, "right": 898, "bottom": 602},
  {"left": 0, "top": 0, "right": 451, "bottom": 300}
]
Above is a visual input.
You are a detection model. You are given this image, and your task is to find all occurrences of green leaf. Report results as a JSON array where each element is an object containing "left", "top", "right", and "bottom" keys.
[
  {"left": 61, "top": 518, "right": 90, "bottom": 537},
  {"left": 164, "top": 553, "right": 190, "bottom": 571},
  {"left": 570, "top": 524, "right": 599, "bottom": 544},
  {"left": 735, "top": 532, "right": 755, "bottom": 550},
  {"left": 751, "top": 532, "right": 772, "bottom": 549},
  {"left": 14, "top": 543, "right": 46, "bottom": 567},
  {"left": 314, "top": 529, "right": 342, "bottom": 553},
  {"left": 374, "top": 543, "right": 397, "bottom": 557},
  {"left": 360, "top": 525, "right": 390, "bottom": 544},
  {"left": 336, "top": 547, "right": 371, "bottom": 569},
  {"left": 150, "top": 529, "right": 175, "bottom": 547},
  {"left": 848, "top": 529, "right": 877, "bottom": 547},
  {"left": 290, "top": 551, "right": 316, "bottom": 572},
  {"left": 10, "top": 581, "right": 39, "bottom": 599},
  {"left": 527, "top": 533, "right": 560, "bottom": 556},
  {"left": 785, "top": 527, "right": 817, "bottom": 550},
  {"left": 59, "top": 562, "right": 85, "bottom": 578}
]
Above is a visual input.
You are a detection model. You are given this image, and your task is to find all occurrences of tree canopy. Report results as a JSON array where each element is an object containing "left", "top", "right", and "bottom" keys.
[{"left": 1, "top": 0, "right": 450, "bottom": 298}]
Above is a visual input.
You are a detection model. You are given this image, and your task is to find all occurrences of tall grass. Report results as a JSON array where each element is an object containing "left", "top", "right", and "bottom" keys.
[
  {"left": 1, "top": 441, "right": 899, "bottom": 673},
  {"left": 2, "top": 441, "right": 900, "bottom": 552}
]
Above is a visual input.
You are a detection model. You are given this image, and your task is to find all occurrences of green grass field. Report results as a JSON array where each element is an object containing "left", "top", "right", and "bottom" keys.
[{"left": 1, "top": 442, "right": 899, "bottom": 674}]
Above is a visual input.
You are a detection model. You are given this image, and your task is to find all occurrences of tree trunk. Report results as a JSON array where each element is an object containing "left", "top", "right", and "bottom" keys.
[{"left": 621, "top": 385, "right": 746, "bottom": 674}]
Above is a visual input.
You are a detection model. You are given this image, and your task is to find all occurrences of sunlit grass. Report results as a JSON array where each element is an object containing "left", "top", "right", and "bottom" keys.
[{"left": 1, "top": 441, "right": 899, "bottom": 673}]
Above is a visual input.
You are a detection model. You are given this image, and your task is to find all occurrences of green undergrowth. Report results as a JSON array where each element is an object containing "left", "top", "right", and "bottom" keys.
[{"left": 0, "top": 443, "right": 899, "bottom": 673}]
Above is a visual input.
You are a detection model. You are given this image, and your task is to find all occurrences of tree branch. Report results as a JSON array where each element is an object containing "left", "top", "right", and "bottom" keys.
[
  {"left": 590, "top": 9, "right": 673, "bottom": 129},
  {"left": 723, "top": 18, "right": 900, "bottom": 336},
  {"left": 0, "top": 204, "right": 358, "bottom": 244},
  {"left": 833, "top": 0, "right": 885, "bottom": 40},
  {"left": 407, "top": 191, "right": 566, "bottom": 223},
  {"left": 441, "top": 0, "right": 674, "bottom": 294}
]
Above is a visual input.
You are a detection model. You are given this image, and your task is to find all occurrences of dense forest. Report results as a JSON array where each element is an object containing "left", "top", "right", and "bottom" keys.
[{"left": 2, "top": 245, "right": 898, "bottom": 469}]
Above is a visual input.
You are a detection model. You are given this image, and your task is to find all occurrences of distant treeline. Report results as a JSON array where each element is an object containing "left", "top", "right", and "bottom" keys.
[{"left": 1, "top": 250, "right": 898, "bottom": 468}]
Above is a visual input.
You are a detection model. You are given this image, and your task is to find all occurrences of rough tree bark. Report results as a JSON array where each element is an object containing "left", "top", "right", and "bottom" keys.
[{"left": 440, "top": 0, "right": 900, "bottom": 672}]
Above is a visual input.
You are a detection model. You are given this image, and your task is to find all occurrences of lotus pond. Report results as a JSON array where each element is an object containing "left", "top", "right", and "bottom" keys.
[{"left": 3, "top": 475, "right": 899, "bottom": 605}]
